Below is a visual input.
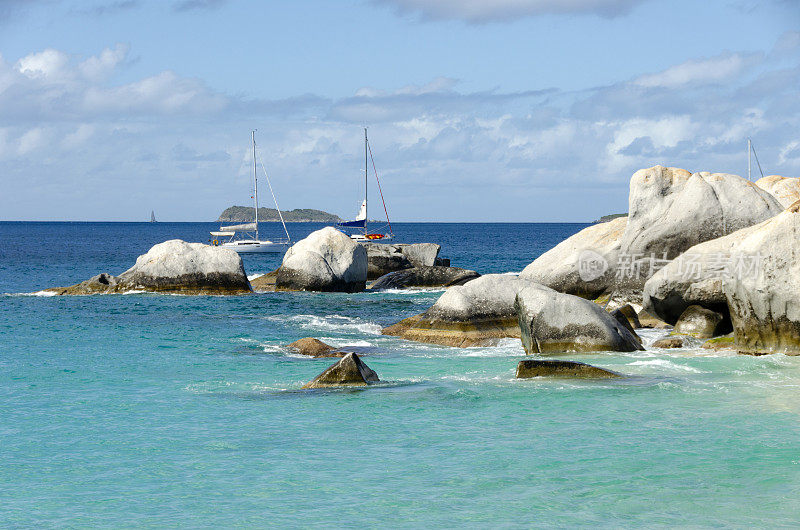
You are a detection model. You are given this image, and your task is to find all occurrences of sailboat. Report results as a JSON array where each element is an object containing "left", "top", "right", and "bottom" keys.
[
  {"left": 210, "top": 131, "right": 291, "bottom": 253},
  {"left": 150, "top": 210, "right": 157, "bottom": 223},
  {"left": 336, "top": 128, "right": 394, "bottom": 242}
]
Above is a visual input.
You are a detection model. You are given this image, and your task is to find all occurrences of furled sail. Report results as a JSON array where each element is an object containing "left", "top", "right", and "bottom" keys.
[{"left": 220, "top": 222, "right": 257, "bottom": 232}]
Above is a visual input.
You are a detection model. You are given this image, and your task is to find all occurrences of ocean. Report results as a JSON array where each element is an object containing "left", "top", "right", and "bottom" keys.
[{"left": 1, "top": 222, "right": 799, "bottom": 527}]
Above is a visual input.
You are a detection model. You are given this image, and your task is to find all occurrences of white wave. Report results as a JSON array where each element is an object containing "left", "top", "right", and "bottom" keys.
[
  {"left": 629, "top": 358, "right": 704, "bottom": 373},
  {"left": 19, "top": 290, "right": 58, "bottom": 297},
  {"left": 267, "top": 314, "right": 382, "bottom": 335},
  {"left": 375, "top": 287, "right": 446, "bottom": 295}
]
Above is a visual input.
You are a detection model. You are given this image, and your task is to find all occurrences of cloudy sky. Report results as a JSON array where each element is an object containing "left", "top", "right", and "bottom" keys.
[{"left": 0, "top": 0, "right": 798, "bottom": 221}]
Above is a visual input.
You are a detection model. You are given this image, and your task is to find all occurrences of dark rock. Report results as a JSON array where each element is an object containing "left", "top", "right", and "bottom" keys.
[
  {"left": 637, "top": 309, "right": 671, "bottom": 329},
  {"left": 250, "top": 270, "right": 278, "bottom": 292},
  {"left": 610, "top": 307, "right": 641, "bottom": 344},
  {"left": 302, "top": 353, "right": 380, "bottom": 389},
  {"left": 286, "top": 338, "right": 341, "bottom": 358},
  {"left": 652, "top": 337, "right": 684, "bottom": 348},
  {"left": 370, "top": 266, "right": 479, "bottom": 290},
  {"left": 616, "top": 304, "right": 641, "bottom": 328},
  {"left": 362, "top": 242, "right": 441, "bottom": 280},
  {"left": 515, "top": 359, "right": 621, "bottom": 379}
]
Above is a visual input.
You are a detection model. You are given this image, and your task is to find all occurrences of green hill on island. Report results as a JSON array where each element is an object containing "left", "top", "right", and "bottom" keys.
[
  {"left": 592, "top": 213, "right": 627, "bottom": 223},
  {"left": 217, "top": 206, "right": 342, "bottom": 223}
]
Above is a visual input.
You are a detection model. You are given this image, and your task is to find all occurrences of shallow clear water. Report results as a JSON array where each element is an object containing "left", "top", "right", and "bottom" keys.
[{"left": 1, "top": 222, "right": 799, "bottom": 527}]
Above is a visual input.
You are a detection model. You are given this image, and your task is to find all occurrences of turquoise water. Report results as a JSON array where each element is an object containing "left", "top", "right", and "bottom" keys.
[{"left": 2, "top": 222, "right": 800, "bottom": 527}]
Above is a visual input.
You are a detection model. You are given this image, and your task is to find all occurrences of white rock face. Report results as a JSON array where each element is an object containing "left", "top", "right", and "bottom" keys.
[
  {"left": 382, "top": 274, "right": 541, "bottom": 347},
  {"left": 515, "top": 284, "right": 643, "bottom": 354},
  {"left": 755, "top": 175, "right": 800, "bottom": 208},
  {"left": 621, "top": 166, "right": 782, "bottom": 261},
  {"left": 48, "top": 239, "right": 252, "bottom": 294},
  {"left": 723, "top": 201, "right": 800, "bottom": 354},
  {"left": 277, "top": 227, "right": 368, "bottom": 292},
  {"left": 519, "top": 216, "right": 627, "bottom": 299},
  {"left": 362, "top": 242, "right": 441, "bottom": 279}
]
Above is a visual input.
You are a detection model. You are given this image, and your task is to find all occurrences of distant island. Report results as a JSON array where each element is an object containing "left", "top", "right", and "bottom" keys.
[
  {"left": 592, "top": 213, "right": 627, "bottom": 223},
  {"left": 217, "top": 206, "right": 342, "bottom": 223}
]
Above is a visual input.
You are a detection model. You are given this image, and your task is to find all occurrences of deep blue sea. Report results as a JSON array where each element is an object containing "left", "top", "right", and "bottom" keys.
[{"left": 2, "top": 222, "right": 799, "bottom": 527}]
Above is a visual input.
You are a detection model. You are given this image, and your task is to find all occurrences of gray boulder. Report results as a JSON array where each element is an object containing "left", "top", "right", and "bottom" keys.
[
  {"left": 674, "top": 305, "right": 725, "bottom": 338},
  {"left": 362, "top": 242, "right": 441, "bottom": 280},
  {"left": 516, "top": 359, "right": 621, "bottom": 379},
  {"left": 383, "top": 274, "right": 538, "bottom": 347},
  {"left": 277, "top": 227, "right": 367, "bottom": 292},
  {"left": 47, "top": 240, "right": 251, "bottom": 295},
  {"left": 370, "top": 266, "right": 479, "bottom": 290},
  {"left": 515, "top": 284, "right": 643, "bottom": 354},
  {"left": 302, "top": 353, "right": 379, "bottom": 389},
  {"left": 520, "top": 216, "right": 627, "bottom": 299}
]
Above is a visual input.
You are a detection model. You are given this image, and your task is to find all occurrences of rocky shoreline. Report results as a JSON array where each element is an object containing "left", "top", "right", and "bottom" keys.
[{"left": 47, "top": 164, "right": 800, "bottom": 385}]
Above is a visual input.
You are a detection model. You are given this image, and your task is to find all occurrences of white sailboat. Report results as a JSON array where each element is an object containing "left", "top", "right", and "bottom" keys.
[
  {"left": 336, "top": 128, "right": 394, "bottom": 242},
  {"left": 150, "top": 210, "right": 157, "bottom": 223},
  {"left": 210, "top": 131, "right": 291, "bottom": 253}
]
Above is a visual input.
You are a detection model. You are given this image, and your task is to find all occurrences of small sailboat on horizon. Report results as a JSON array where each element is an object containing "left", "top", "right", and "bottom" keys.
[
  {"left": 210, "top": 131, "right": 291, "bottom": 253},
  {"left": 336, "top": 128, "right": 394, "bottom": 242},
  {"left": 150, "top": 210, "right": 157, "bottom": 223}
]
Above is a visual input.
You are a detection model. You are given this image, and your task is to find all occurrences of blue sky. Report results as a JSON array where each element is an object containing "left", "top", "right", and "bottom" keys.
[{"left": 0, "top": 0, "right": 798, "bottom": 221}]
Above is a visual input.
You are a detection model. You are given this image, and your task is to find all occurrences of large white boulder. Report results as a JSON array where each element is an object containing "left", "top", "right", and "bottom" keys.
[
  {"left": 383, "top": 274, "right": 539, "bottom": 347},
  {"left": 277, "top": 227, "right": 367, "bottom": 292},
  {"left": 48, "top": 240, "right": 251, "bottom": 295},
  {"left": 616, "top": 166, "right": 783, "bottom": 297},
  {"left": 519, "top": 216, "right": 626, "bottom": 299},
  {"left": 724, "top": 201, "right": 800, "bottom": 354},
  {"left": 515, "top": 284, "right": 643, "bottom": 354},
  {"left": 755, "top": 175, "right": 800, "bottom": 208}
]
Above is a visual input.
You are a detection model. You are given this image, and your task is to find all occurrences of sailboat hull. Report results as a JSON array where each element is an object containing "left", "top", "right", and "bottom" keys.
[{"left": 219, "top": 240, "right": 287, "bottom": 253}]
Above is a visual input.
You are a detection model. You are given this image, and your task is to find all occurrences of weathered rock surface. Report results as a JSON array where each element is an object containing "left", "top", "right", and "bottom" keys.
[
  {"left": 519, "top": 216, "right": 627, "bottom": 299},
  {"left": 723, "top": 201, "right": 800, "bottom": 355},
  {"left": 370, "top": 266, "right": 479, "bottom": 290},
  {"left": 755, "top": 175, "right": 800, "bottom": 209},
  {"left": 276, "top": 227, "right": 367, "bottom": 292},
  {"left": 382, "top": 275, "right": 537, "bottom": 347},
  {"left": 652, "top": 337, "right": 684, "bottom": 349},
  {"left": 286, "top": 338, "right": 341, "bottom": 358},
  {"left": 515, "top": 359, "right": 621, "bottom": 379},
  {"left": 47, "top": 240, "right": 251, "bottom": 295},
  {"left": 362, "top": 242, "right": 441, "bottom": 280},
  {"left": 615, "top": 304, "right": 641, "bottom": 329},
  {"left": 515, "top": 284, "right": 643, "bottom": 354},
  {"left": 701, "top": 336, "right": 735, "bottom": 351},
  {"left": 674, "top": 305, "right": 725, "bottom": 338},
  {"left": 250, "top": 270, "right": 278, "bottom": 292},
  {"left": 636, "top": 309, "right": 671, "bottom": 329},
  {"left": 610, "top": 308, "right": 641, "bottom": 344},
  {"left": 302, "top": 353, "right": 379, "bottom": 389}
]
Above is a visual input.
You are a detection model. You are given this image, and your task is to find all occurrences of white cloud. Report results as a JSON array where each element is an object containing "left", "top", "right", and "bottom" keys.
[
  {"left": 16, "top": 49, "right": 71, "bottom": 81},
  {"left": 375, "top": 0, "right": 646, "bottom": 22},
  {"left": 17, "top": 128, "right": 46, "bottom": 155},
  {"left": 79, "top": 43, "right": 129, "bottom": 81},
  {"left": 634, "top": 52, "right": 762, "bottom": 88}
]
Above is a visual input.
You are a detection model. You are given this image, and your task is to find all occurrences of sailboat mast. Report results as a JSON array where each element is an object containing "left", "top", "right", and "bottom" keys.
[
  {"left": 253, "top": 130, "right": 259, "bottom": 240},
  {"left": 747, "top": 137, "right": 751, "bottom": 181},
  {"left": 364, "top": 127, "right": 368, "bottom": 234}
]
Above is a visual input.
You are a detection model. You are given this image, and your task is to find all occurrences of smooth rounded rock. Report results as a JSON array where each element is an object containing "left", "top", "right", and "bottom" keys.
[
  {"left": 286, "top": 338, "right": 340, "bottom": 358},
  {"left": 674, "top": 305, "right": 725, "bottom": 338},
  {"left": 652, "top": 337, "right": 684, "bottom": 349},
  {"left": 755, "top": 175, "right": 800, "bottom": 209},
  {"left": 515, "top": 359, "right": 621, "bottom": 379},
  {"left": 277, "top": 227, "right": 367, "bottom": 292}
]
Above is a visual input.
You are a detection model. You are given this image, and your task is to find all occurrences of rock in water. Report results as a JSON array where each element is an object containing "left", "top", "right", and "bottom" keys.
[
  {"left": 362, "top": 242, "right": 441, "bottom": 280},
  {"left": 382, "top": 275, "right": 539, "bottom": 347},
  {"left": 610, "top": 307, "right": 641, "bottom": 344},
  {"left": 723, "top": 201, "right": 800, "bottom": 355},
  {"left": 370, "top": 266, "right": 480, "bottom": 290},
  {"left": 302, "top": 353, "right": 380, "bottom": 389},
  {"left": 47, "top": 240, "right": 251, "bottom": 295},
  {"left": 276, "top": 227, "right": 367, "bottom": 292},
  {"left": 616, "top": 166, "right": 783, "bottom": 296},
  {"left": 755, "top": 175, "right": 800, "bottom": 208},
  {"left": 519, "top": 216, "right": 626, "bottom": 299},
  {"left": 286, "top": 338, "right": 339, "bottom": 357},
  {"left": 615, "top": 304, "right": 641, "bottom": 328},
  {"left": 674, "top": 305, "right": 725, "bottom": 338},
  {"left": 652, "top": 337, "right": 684, "bottom": 349},
  {"left": 250, "top": 270, "right": 278, "bottom": 292},
  {"left": 515, "top": 360, "right": 621, "bottom": 379},
  {"left": 515, "top": 285, "right": 643, "bottom": 354}
]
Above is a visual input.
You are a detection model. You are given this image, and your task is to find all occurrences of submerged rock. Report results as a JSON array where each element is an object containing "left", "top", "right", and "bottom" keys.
[
  {"left": 276, "top": 227, "right": 367, "bottom": 293},
  {"left": 370, "top": 266, "right": 479, "bottom": 290},
  {"left": 755, "top": 175, "right": 800, "bottom": 209},
  {"left": 47, "top": 240, "right": 251, "bottom": 295},
  {"left": 515, "top": 359, "right": 621, "bottom": 379},
  {"left": 250, "top": 270, "right": 278, "bottom": 292},
  {"left": 652, "top": 337, "right": 684, "bottom": 349},
  {"left": 515, "top": 284, "right": 643, "bottom": 354},
  {"left": 302, "top": 353, "right": 380, "bottom": 389},
  {"left": 674, "top": 305, "right": 725, "bottom": 338},
  {"left": 701, "top": 336, "right": 735, "bottom": 351},
  {"left": 382, "top": 275, "right": 537, "bottom": 347},
  {"left": 285, "top": 338, "right": 345, "bottom": 358},
  {"left": 519, "top": 216, "right": 626, "bottom": 299},
  {"left": 362, "top": 242, "right": 441, "bottom": 280}
]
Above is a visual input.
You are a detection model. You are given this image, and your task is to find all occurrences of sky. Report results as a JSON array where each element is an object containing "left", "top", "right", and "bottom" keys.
[{"left": 0, "top": 0, "right": 798, "bottom": 222}]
